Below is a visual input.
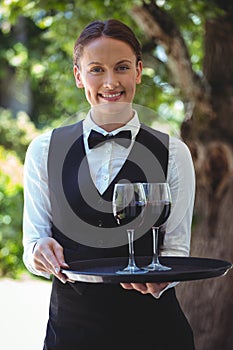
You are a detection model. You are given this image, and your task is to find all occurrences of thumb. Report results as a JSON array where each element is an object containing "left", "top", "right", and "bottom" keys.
[{"left": 52, "top": 240, "right": 69, "bottom": 268}]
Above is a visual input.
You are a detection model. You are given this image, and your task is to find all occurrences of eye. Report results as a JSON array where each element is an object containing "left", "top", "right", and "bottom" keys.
[
  {"left": 116, "top": 65, "right": 130, "bottom": 71},
  {"left": 90, "top": 66, "right": 104, "bottom": 73}
]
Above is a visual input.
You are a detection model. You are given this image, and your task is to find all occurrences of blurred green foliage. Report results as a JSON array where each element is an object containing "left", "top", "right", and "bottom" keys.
[
  {"left": 0, "top": 0, "right": 226, "bottom": 277},
  {"left": 0, "top": 108, "right": 40, "bottom": 161},
  {"left": 0, "top": 109, "right": 42, "bottom": 277},
  {"left": 0, "top": 0, "right": 222, "bottom": 128},
  {"left": 0, "top": 169, "right": 24, "bottom": 277}
]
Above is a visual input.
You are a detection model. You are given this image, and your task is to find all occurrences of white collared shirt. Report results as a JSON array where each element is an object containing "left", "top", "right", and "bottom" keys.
[
  {"left": 82, "top": 112, "right": 140, "bottom": 194},
  {"left": 22, "top": 111, "right": 195, "bottom": 298}
]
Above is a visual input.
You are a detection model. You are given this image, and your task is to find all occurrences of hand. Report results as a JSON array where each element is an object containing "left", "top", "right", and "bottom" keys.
[
  {"left": 32, "top": 237, "right": 73, "bottom": 284},
  {"left": 120, "top": 282, "right": 170, "bottom": 296}
]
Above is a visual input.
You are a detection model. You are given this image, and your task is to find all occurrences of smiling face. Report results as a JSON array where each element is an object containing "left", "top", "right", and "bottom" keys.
[{"left": 73, "top": 37, "right": 143, "bottom": 128}]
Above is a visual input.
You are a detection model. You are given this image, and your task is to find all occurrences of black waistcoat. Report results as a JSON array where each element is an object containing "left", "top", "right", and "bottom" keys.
[
  {"left": 47, "top": 120, "right": 169, "bottom": 263},
  {"left": 44, "top": 123, "right": 196, "bottom": 350}
]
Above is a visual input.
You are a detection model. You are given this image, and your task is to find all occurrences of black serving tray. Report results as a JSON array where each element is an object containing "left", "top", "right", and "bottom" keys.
[{"left": 61, "top": 256, "right": 232, "bottom": 283}]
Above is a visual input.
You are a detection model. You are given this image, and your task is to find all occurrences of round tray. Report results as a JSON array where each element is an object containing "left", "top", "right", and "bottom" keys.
[{"left": 61, "top": 256, "right": 232, "bottom": 283}]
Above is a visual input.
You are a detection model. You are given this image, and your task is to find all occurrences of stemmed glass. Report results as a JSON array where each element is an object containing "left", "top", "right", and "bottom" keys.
[
  {"left": 143, "top": 182, "right": 172, "bottom": 271},
  {"left": 112, "top": 182, "right": 148, "bottom": 274}
]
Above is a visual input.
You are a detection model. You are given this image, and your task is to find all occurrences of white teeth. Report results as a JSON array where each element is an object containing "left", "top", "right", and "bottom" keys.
[{"left": 102, "top": 92, "right": 121, "bottom": 98}]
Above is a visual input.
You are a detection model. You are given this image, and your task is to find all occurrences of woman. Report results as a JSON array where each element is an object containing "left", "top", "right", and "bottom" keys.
[{"left": 23, "top": 19, "right": 196, "bottom": 349}]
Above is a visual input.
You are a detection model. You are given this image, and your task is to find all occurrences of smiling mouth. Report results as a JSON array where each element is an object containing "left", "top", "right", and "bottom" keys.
[{"left": 99, "top": 92, "right": 123, "bottom": 100}]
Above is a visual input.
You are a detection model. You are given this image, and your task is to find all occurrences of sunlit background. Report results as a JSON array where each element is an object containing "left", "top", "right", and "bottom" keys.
[{"left": 0, "top": 1, "right": 232, "bottom": 349}]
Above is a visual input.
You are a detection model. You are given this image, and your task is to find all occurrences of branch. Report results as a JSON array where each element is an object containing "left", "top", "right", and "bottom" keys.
[{"left": 131, "top": 1, "right": 214, "bottom": 118}]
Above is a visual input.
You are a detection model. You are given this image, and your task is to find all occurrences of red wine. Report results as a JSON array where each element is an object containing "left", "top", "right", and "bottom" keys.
[
  {"left": 145, "top": 201, "right": 171, "bottom": 227},
  {"left": 114, "top": 203, "right": 145, "bottom": 227}
]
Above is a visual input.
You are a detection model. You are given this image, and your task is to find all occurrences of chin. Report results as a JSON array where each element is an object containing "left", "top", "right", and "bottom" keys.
[{"left": 92, "top": 102, "right": 132, "bottom": 121}]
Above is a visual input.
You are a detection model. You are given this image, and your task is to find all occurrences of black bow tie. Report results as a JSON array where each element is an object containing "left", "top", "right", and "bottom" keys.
[{"left": 88, "top": 130, "right": 132, "bottom": 149}]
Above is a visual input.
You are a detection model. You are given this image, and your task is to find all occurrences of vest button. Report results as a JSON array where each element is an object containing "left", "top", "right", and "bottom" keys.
[
  {"left": 98, "top": 199, "right": 103, "bottom": 206},
  {"left": 98, "top": 220, "right": 103, "bottom": 227},
  {"left": 98, "top": 239, "right": 103, "bottom": 247}
]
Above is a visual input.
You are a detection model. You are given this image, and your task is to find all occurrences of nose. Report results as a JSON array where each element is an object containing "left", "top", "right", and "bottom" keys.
[{"left": 103, "top": 71, "right": 119, "bottom": 90}]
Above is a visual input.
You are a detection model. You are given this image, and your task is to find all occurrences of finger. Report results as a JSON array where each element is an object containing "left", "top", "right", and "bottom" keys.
[
  {"left": 52, "top": 241, "right": 69, "bottom": 268},
  {"left": 131, "top": 283, "right": 148, "bottom": 293},
  {"left": 145, "top": 282, "right": 170, "bottom": 294},
  {"left": 60, "top": 271, "right": 76, "bottom": 284},
  {"left": 33, "top": 260, "right": 52, "bottom": 273},
  {"left": 54, "top": 270, "right": 69, "bottom": 284},
  {"left": 67, "top": 279, "right": 76, "bottom": 283},
  {"left": 120, "top": 283, "right": 134, "bottom": 289},
  {"left": 145, "top": 283, "right": 160, "bottom": 294},
  {"left": 33, "top": 253, "right": 56, "bottom": 275},
  {"left": 41, "top": 250, "right": 62, "bottom": 275}
]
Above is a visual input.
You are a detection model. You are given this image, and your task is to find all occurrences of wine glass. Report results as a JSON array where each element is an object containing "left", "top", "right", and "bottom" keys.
[
  {"left": 112, "top": 182, "right": 148, "bottom": 274},
  {"left": 143, "top": 182, "right": 172, "bottom": 271}
]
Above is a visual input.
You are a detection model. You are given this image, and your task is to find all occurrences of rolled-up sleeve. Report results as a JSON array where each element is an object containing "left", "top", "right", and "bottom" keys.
[
  {"left": 22, "top": 131, "right": 52, "bottom": 279},
  {"left": 152, "top": 136, "right": 195, "bottom": 299},
  {"left": 163, "top": 137, "right": 196, "bottom": 257}
]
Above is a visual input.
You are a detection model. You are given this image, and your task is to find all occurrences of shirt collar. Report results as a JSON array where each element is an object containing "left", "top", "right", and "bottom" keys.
[{"left": 83, "top": 109, "right": 140, "bottom": 141}]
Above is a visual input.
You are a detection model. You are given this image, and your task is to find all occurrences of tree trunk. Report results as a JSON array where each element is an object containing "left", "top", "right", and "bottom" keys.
[
  {"left": 178, "top": 10, "right": 233, "bottom": 350},
  {"left": 0, "top": 16, "right": 32, "bottom": 118},
  {"left": 132, "top": 2, "right": 233, "bottom": 349}
]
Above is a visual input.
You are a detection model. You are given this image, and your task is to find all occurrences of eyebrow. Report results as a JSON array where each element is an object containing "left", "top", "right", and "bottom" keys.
[{"left": 87, "top": 59, "right": 133, "bottom": 66}]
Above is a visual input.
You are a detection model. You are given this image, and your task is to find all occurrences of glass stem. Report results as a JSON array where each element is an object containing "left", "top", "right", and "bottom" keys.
[
  {"left": 151, "top": 227, "right": 160, "bottom": 265},
  {"left": 126, "top": 229, "right": 137, "bottom": 269}
]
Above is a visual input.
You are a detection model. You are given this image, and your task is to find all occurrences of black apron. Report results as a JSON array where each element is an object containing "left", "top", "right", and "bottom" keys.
[{"left": 44, "top": 121, "right": 195, "bottom": 349}]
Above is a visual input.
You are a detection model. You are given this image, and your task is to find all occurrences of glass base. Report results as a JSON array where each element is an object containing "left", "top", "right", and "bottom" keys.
[
  {"left": 143, "top": 262, "right": 171, "bottom": 272},
  {"left": 116, "top": 265, "right": 148, "bottom": 275}
]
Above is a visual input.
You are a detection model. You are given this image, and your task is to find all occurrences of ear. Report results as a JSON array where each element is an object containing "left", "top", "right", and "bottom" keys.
[
  {"left": 136, "top": 60, "right": 143, "bottom": 84},
  {"left": 73, "top": 65, "right": 84, "bottom": 88}
]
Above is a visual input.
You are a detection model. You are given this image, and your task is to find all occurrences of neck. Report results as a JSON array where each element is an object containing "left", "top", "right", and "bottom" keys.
[
  {"left": 90, "top": 103, "right": 134, "bottom": 132},
  {"left": 99, "top": 122, "right": 127, "bottom": 132}
]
